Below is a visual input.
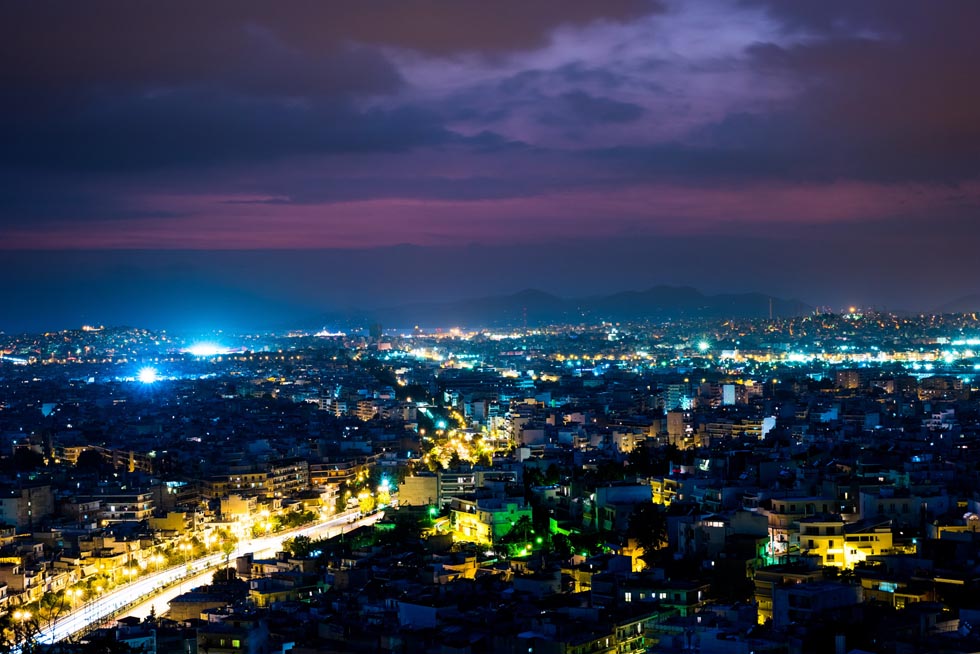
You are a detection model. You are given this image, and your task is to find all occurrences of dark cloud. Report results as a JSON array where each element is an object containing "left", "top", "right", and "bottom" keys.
[
  {"left": 0, "top": 180, "right": 185, "bottom": 227},
  {"left": 0, "top": 1, "right": 656, "bottom": 173},
  {"left": 584, "top": 82, "right": 980, "bottom": 185},
  {"left": 0, "top": 1, "right": 656, "bottom": 88},
  {"left": 224, "top": 174, "right": 564, "bottom": 205},
  {"left": 555, "top": 91, "right": 645, "bottom": 124},
  {"left": 741, "top": 1, "right": 980, "bottom": 183},
  {"left": 1, "top": 0, "right": 980, "bottom": 324},
  {"left": 1, "top": 88, "right": 453, "bottom": 171}
]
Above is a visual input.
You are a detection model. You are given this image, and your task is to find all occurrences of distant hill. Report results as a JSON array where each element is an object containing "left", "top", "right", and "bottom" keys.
[
  {"left": 320, "top": 286, "right": 810, "bottom": 328},
  {"left": 936, "top": 294, "right": 980, "bottom": 314}
]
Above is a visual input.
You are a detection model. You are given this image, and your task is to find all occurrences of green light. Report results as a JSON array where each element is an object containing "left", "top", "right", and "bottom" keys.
[{"left": 535, "top": 537, "right": 543, "bottom": 545}]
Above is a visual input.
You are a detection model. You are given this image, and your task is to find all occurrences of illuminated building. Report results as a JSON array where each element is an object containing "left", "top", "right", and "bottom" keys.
[
  {"left": 795, "top": 516, "right": 847, "bottom": 567},
  {"left": 398, "top": 473, "right": 438, "bottom": 507},
  {"left": 88, "top": 488, "right": 154, "bottom": 525},
  {"left": 754, "top": 560, "right": 824, "bottom": 625},
  {"left": 666, "top": 410, "right": 693, "bottom": 447},
  {"left": 859, "top": 575, "right": 935, "bottom": 609},
  {"left": 449, "top": 497, "right": 531, "bottom": 545},
  {"left": 753, "top": 496, "right": 840, "bottom": 562},
  {"left": 650, "top": 477, "right": 679, "bottom": 506},
  {"left": 665, "top": 383, "right": 692, "bottom": 411}
]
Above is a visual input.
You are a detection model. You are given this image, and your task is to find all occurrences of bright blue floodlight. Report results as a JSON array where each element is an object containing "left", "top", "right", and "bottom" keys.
[
  {"left": 138, "top": 367, "right": 159, "bottom": 384},
  {"left": 185, "top": 343, "right": 224, "bottom": 357}
]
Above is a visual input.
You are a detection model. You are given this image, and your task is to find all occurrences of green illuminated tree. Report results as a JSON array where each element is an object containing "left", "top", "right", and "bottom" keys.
[{"left": 499, "top": 515, "right": 536, "bottom": 556}]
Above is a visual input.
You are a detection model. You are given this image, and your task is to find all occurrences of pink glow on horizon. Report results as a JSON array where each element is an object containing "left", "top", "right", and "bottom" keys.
[{"left": 3, "top": 179, "right": 975, "bottom": 250}]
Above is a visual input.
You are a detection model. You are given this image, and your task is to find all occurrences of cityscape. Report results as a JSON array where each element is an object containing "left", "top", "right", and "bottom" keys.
[
  {"left": 3, "top": 313, "right": 980, "bottom": 653},
  {"left": 3, "top": 2, "right": 980, "bottom": 654}
]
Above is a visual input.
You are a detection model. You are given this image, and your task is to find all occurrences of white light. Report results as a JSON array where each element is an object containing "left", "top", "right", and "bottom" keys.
[
  {"left": 185, "top": 343, "right": 224, "bottom": 357},
  {"left": 137, "top": 367, "right": 158, "bottom": 384},
  {"left": 697, "top": 341, "right": 710, "bottom": 352}
]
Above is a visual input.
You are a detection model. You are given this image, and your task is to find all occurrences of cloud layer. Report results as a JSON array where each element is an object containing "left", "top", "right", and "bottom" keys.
[{"left": 1, "top": 0, "right": 978, "bottom": 318}]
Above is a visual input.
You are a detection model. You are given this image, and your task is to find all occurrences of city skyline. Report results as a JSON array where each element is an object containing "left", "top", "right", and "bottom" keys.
[
  {"left": 3, "top": 1, "right": 980, "bottom": 331},
  {"left": 4, "top": 4, "right": 980, "bottom": 648}
]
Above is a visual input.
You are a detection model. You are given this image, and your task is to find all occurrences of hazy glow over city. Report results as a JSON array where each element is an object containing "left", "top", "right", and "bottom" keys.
[{"left": 2, "top": 3, "right": 980, "bottom": 653}]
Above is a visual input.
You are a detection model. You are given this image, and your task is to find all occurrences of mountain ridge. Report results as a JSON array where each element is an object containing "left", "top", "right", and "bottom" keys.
[{"left": 317, "top": 285, "right": 811, "bottom": 329}]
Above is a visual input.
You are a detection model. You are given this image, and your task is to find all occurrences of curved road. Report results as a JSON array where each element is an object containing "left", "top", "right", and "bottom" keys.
[{"left": 37, "top": 510, "right": 382, "bottom": 644}]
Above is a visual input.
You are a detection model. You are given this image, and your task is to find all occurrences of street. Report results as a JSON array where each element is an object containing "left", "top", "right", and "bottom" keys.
[{"left": 37, "top": 510, "right": 382, "bottom": 644}]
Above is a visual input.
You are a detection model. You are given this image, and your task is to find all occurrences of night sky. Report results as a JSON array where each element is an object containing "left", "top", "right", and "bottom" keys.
[{"left": 2, "top": 1, "right": 979, "bottom": 332}]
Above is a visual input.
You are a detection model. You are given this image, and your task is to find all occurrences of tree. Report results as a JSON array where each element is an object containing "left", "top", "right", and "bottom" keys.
[
  {"left": 75, "top": 448, "right": 106, "bottom": 472},
  {"left": 214, "top": 527, "right": 238, "bottom": 557},
  {"left": 281, "top": 510, "right": 317, "bottom": 529},
  {"left": 37, "top": 590, "right": 71, "bottom": 634},
  {"left": 628, "top": 503, "right": 668, "bottom": 561},
  {"left": 0, "top": 608, "right": 42, "bottom": 654},
  {"left": 0, "top": 588, "right": 77, "bottom": 654},
  {"left": 283, "top": 535, "right": 313, "bottom": 558},
  {"left": 566, "top": 531, "right": 606, "bottom": 557},
  {"left": 499, "top": 515, "right": 534, "bottom": 545},
  {"left": 593, "top": 460, "right": 627, "bottom": 483},
  {"left": 627, "top": 443, "right": 680, "bottom": 477},
  {"left": 498, "top": 515, "right": 538, "bottom": 556},
  {"left": 551, "top": 533, "right": 573, "bottom": 559},
  {"left": 9, "top": 448, "right": 44, "bottom": 473},
  {"left": 358, "top": 491, "right": 376, "bottom": 514},
  {"left": 212, "top": 567, "right": 238, "bottom": 583}
]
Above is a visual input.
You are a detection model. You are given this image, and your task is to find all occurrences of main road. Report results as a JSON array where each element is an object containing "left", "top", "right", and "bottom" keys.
[{"left": 37, "top": 510, "right": 382, "bottom": 645}]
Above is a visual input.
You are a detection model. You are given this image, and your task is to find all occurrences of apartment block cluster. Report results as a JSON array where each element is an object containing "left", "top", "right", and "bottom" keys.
[{"left": 3, "top": 317, "right": 980, "bottom": 651}]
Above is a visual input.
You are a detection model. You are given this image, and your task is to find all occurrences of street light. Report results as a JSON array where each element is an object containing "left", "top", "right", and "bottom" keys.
[
  {"left": 12, "top": 609, "right": 33, "bottom": 644},
  {"left": 179, "top": 542, "right": 192, "bottom": 564}
]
